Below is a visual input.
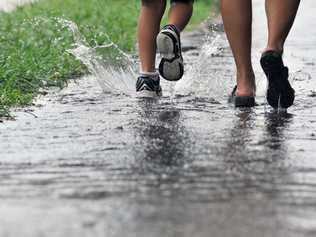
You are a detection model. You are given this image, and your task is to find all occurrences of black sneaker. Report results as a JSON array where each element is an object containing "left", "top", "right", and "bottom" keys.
[
  {"left": 136, "top": 74, "right": 162, "bottom": 98},
  {"left": 157, "top": 24, "right": 184, "bottom": 81},
  {"left": 260, "top": 51, "right": 295, "bottom": 109}
]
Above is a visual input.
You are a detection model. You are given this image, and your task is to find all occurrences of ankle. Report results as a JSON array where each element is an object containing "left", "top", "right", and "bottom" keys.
[
  {"left": 236, "top": 69, "right": 255, "bottom": 82},
  {"left": 264, "top": 45, "right": 284, "bottom": 55},
  {"left": 140, "top": 71, "right": 158, "bottom": 76},
  {"left": 140, "top": 71, "right": 159, "bottom": 80},
  {"left": 236, "top": 71, "right": 256, "bottom": 96},
  {"left": 140, "top": 66, "right": 156, "bottom": 73}
]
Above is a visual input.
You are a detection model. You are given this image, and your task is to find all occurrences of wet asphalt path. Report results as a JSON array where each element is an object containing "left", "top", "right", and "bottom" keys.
[{"left": 1, "top": 0, "right": 316, "bottom": 236}]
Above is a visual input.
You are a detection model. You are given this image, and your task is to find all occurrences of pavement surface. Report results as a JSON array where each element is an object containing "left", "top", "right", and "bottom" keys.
[{"left": 0, "top": 1, "right": 316, "bottom": 237}]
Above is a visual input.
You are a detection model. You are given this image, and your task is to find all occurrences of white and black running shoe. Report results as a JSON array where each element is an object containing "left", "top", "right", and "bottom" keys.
[
  {"left": 157, "top": 24, "right": 184, "bottom": 81},
  {"left": 136, "top": 73, "right": 162, "bottom": 98}
]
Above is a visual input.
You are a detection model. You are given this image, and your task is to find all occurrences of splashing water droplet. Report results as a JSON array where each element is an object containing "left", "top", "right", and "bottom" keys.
[
  {"left": 174, "top": 33, "right": 230, "bottom": 99},
  {"left": 56, "top": 18, "right": 232, "bottom": 100},
  {"left": 57, "top": 18, "right": 137, "bottom": 96}
]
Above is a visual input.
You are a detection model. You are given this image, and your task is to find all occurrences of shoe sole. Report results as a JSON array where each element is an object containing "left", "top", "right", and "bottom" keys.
[
  {"left": 234, "top": 96, "right": 256, "bottom": 108},
  {"left": 136, "top": 90, "right": 162, "bottom": 98},
  {"left": 266, "top": 85, "right": 295, "bottom": 109},
  {"left": 229, "top": 86, "right": 256, "bottom": 108},
  {"left": 260, "top": 54, "right": 295, "bottom": 109},
  {"left": 157, "top": 30, "right": 184, "bottom": 81}
]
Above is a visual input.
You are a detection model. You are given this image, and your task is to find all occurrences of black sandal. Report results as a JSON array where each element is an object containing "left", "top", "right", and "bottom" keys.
[
  {"left": 260, "top": 50, "right": 295, "bottom": 109},
  {"left": 229, "top": 86, "right": 256, "bottom": 108}
]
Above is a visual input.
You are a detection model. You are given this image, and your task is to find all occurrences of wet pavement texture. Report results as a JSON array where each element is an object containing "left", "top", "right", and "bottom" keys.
[{"left": 1, "top": 0, "right": 316, "bottom": 236}]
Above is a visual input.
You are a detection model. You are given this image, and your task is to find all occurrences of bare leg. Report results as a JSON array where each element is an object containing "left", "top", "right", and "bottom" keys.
[
  {"left": 260, "top": 0, "right": 300, "bottom": 109},
  {"left": 220, "top": 0, "right": 255, "bottom": 97},
  {"left": 264, "top": 0, "right": 301, "bottom": 53},
  {"left": 168, "top": 1, "right": 193, "bottom": 31},
  {"left": 138, "top": 0, "right": 166, "bottom": 72}
]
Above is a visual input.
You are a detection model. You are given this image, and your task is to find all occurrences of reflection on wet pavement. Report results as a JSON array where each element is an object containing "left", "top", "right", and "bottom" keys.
[{"left": 0, "top": 0, "right": 316, "bottom": 236}]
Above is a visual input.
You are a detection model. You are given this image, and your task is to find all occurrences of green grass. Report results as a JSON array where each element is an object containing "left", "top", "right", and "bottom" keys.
[{"left": 0, "top": 0, "right": 215, "bottom": 116}]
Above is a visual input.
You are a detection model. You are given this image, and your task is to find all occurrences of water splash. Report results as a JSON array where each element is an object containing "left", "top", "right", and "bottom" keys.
[
  {"left": 58, "top": 18, "right": 137, "bottom": 96},
  {"left": 174, "top": 30, "right": 232, "bottom": 100},
  {"left": 58, "top": 17, "right": 230, "bottom": 99},
  {"left": 0, "top": 0, "right": 36, "bottom": 12},
  {"left": 277, "top": 95, "right": 282, "bottom": 114}
]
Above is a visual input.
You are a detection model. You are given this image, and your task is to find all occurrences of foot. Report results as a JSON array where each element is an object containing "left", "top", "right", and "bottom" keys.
[
  {"left": 260, "top": 50, "right": 295, "bottom": 109},
  {"left": 157, "top": 24, "right": 184, "bottom": 81},
  {"left": 230, "top": 86, "right": 256, "bottom": 107},
  {"left": 235, "top": 71, "right": 256, "bottom": 97},
  {"left": 136, "top": 73, "right": 162, "bottom": 98}
]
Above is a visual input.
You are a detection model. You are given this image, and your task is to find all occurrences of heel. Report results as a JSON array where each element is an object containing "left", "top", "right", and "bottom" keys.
[{"left": 156, "top": 33, "right": 175, "bottom": 59}]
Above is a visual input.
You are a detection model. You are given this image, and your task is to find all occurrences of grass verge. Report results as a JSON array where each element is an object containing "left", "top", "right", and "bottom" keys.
[{"left": 0, "top": 0, "right": 214, "bottom": 116}]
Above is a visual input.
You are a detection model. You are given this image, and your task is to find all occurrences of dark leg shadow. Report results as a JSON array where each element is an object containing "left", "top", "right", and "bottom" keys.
[
  {"left": 264, "top": 110, "right": 293, "bottom": 152},
  {"left": 133, "top": 99, "right": 191, "bottom": 172},
  {"left": 224, "top": 108, "right": 256, "bottom": 158},
  {"left": 220, "top": 108, "right": 294, "bottom": 197},
  {"left": 224, "top": 108, "right": 293, "bottom": 160}
]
